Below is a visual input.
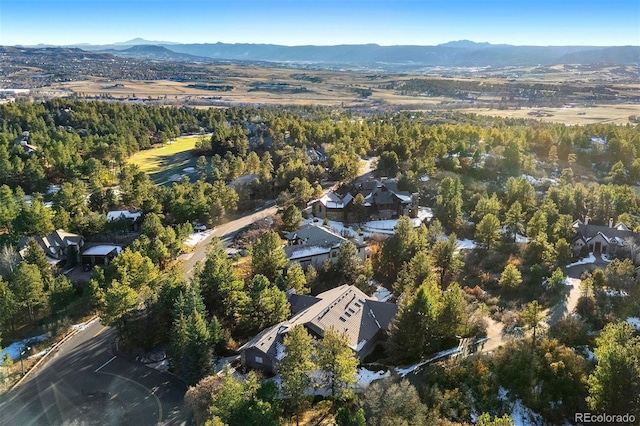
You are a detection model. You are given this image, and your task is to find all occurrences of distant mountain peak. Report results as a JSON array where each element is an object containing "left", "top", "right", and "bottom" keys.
[
  {"left": 114, "top": 38, "right": 179, "bottom": 46},
  {"left": 437, "top": 40, "right": 492, "bottom": 48}
]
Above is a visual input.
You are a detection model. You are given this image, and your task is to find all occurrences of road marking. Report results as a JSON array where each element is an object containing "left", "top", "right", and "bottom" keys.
[
  {"left": 95, "top": 355, "right": 117, "bottom": 373},
  {"left": 93, "top": 326, "right": 107, "bottom": 337}
]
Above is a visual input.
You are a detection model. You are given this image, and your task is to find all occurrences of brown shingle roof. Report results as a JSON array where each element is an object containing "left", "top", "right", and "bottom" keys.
[{"left": 239, "top": 285, "right": 398, "bottom": 358}]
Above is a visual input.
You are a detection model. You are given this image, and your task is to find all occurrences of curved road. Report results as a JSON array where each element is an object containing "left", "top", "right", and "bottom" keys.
[
  {"left": 0, "top": 320, "right": 187, "bottom": 425},
  {"left": 0, "top": 158, "right": 378, "bottom": 425}
]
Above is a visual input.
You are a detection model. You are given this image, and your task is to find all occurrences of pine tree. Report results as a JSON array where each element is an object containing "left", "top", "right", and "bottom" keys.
[
  {"left": 251, "top": 230, "right": 288, "bottom": 282},
  {"left": 475, "top": 213, "right": 501, "bottom": 251},
  {"left": 284, "top": 263, "right": 308, "bottom": 294},
  {"left": 587, "top": 322, "right": 640, "bottom": 416},
  {"left": 10, "top": 262, "right": 46, "bottom": 323},
  {"left": 388, "top": 281, "right": 442, "bottom": 363},
  {"left": 434, "top": 176, "right": 463, "bottom": 230},
  {"left": 504, "top": 201, "right": 524, "bottom": 241},
  {"left": 316, "top": 327, "right": 359, "bottom": 399},
  {"left": 23, "top": 239, "right": 54, "bottom": 289},
  {"left": 280, "top": 325, "right": 315, "bottom": 424},
  {"left": 499, "top": 264, "right": 522, "bottom": 289},
  {"left": 281, "top": 204, "right": 303, "bottom": 232},
  {"left": 520, "top": 300, "right": 544, "bottom": 351},
  {"left": 182, "top": 309, "right": 213, "bottom": 385},
  {"left": 432, "top": 233, "right": 463, "bottom": 288}
]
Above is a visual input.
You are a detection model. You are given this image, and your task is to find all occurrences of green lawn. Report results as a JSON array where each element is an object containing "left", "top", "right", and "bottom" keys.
[{"left": 128, "top": 135, "right": 203, "bottom": 185}]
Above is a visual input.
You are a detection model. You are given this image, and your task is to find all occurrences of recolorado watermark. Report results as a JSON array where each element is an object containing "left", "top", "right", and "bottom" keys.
[{"left": 575, "top": 412, "right": 635, "bottom": 424}]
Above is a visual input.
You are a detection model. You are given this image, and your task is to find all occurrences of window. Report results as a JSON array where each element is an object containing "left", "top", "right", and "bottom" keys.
[
  {"left": 255, "top": 356, "right": 263, "bottom": 364},
  {"left": 339, "top": 316, "right": 347, "bottom": 322}
]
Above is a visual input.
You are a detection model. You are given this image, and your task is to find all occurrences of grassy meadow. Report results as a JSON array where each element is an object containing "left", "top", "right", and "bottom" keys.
[{"left": 128, "top": 135, "right": 204, "bottom": 185}]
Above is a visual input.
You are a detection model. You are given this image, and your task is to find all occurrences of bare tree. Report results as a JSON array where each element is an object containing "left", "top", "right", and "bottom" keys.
[
  {"left": 0, "top": 245, "right": 20, "bottom": 278},
  {"left": 625, "top": 237, "right": 640, "bottom": 265}
]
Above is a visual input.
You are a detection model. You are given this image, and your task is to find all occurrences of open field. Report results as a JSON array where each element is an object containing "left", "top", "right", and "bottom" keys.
[
  {"left": 46, "top": 63, "right": 640, "bottom": 125},
  {"left": 456, "top": 104, "right": 640, "bottom": 125},
  {"left": 128, "top": 135, "right": 202, "bottom": 185}
]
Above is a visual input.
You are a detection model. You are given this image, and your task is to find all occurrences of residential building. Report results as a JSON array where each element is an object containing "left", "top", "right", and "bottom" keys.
[
  {"left": 309, "top": 178, "right": 418, "bottom": 223},
  {"left": 572, "top": 218, "right": 640, "bottom": 259},
  {"left": 284, "top": 224, "right": 368, "bottom": 269},
  {"left": 18, "top": 229, "right": 84, "bottom": 268},
  {"left": 238, "top": 284, "right": 398, "bottom": 374}
]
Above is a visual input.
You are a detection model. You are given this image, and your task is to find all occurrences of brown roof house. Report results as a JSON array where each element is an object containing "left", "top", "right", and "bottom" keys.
[
  {"left": 18, "top": 229, "right": 84, "bottom": 268},
  {"left": 238, "top": 284, "right": 398, "bottom": 374},
  {"left": 572, "top": 218, "right": 640, "bottom": 259},
  {"left": 284, "top": 224, "right": 369, "bottom": 269}
]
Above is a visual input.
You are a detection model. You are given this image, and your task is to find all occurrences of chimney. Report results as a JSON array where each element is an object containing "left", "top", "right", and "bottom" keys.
[
  {"left": 609, "top": 218, "right": 614, "bottom": 228},
  {"left": 585, "top": 216, "right": 589, "bottom": 225}
]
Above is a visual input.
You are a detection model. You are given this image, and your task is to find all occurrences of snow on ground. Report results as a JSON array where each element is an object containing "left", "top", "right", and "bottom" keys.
[
  {"left": 510, "top": 398, "right": 546, "bottom": 426},
  {"left": 601, "top": 254, "right": 613, "bottom": 263},
  {"left": 417, "top": 207, "right": 433, "bottom": 222},
  {"left": 515, "top": 233, "right": 529, "bottom": 244},
  {"left": 184, "top": 229, "right": 214, "bottom": 247},
  {"left": 71, "top": 317, "right": 99, "bottom": 332},
  {"left": 456, "top": 239, "right": 478, "bottom": 250},
  {"left": 604, "top": 289, "right": 628, "bottom": 297},
  {"left": 627, "top": 317, "right": 640, "bottom": 331},
  {"left": 566, "top": 253, "right": 596, "bottom": 268},
  {"left": 395, "top": 346, "right": 460, "bottom": 377},
  {"left": 372, "top": 285, "right": 392, "bottom": 302},
  {"left": 0, "top": 334, "right": 47, "bottom": 365},
  {"left": 356, "top": 367, "right": 390, "bottom": 388}
]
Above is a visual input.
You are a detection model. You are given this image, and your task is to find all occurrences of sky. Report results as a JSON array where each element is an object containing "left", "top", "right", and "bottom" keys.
[{"left": 1, "top": 0, "right": 639, "bottom": 47}]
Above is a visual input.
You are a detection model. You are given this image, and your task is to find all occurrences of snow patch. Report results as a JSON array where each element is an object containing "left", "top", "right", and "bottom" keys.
[
  {"left": 184, "top": 229, "right": 214, "bottom": 247},
  {"left": 626, "top": 317, "right": 640, "bottom": 331},
  {"left": 372, "top": 285, "right": 392, "bottom": 302},
  {"left": 566, "top": 253, "right": 596, "bottom": 268},
  {"left": 356, "top": 367, "right": 390, "bottom": 388},
  {"left": 456, "top": 238, "right": 477, "bottom": 250},
  {"left": 0, "top": 334, "right": 47, "bottom": 365},
  {"left": 395, "top": 346, "right": 460, "bottom": 377}
]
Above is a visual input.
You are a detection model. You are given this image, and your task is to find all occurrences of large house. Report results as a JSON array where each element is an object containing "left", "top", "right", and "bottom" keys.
[
  {"left": 18, "top": 229, "right": 84, "bottom": 268},
  {"left": 572, "top": 218, "right": 640, "bottom": 259},
  {"left": 310, "top": 179, "right": 418, "bottom": 223},
  {"left": 284, "top": 224, "right": 368, "bottom": 269},
  {"left": 238, "top": 284, "right": 398, "bottom": 374}
]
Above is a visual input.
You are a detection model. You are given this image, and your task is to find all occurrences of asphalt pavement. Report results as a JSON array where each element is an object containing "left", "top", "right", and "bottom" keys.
[{"left": 0, "top": 320, "right": 187, "bottom": 426}]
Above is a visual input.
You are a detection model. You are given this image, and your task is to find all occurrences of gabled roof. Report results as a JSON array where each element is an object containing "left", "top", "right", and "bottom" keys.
[
  {"left": 107, "top": 210, "right": 142, "bottom": 221},
  {"left": 284, "top": 224, "right": 351, "bottom": 260},
  {"left": 354, "top": 179, "right": 412, "bottom": 206},
  {"left": 18, "top": 229, "right": 83, "bottom": 260},
  {"left": 309, "top": 192, "right": 353, "bottom": 209},
  {"left": 239, "top": 285, "right": 398, "bottom": 358},
  {"left": 575, "top": 222, "right": 638, "bottom": 245}
]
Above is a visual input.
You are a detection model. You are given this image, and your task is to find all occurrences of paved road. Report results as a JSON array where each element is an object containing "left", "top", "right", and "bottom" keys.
[
  {"left": 179, "top": 204, "right": 278, "bottom": 277},
  {"left": 0, "top": 320, "right": 187, "bottom": 426}
]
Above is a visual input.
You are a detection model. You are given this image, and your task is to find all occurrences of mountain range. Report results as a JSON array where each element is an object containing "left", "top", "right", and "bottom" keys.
[{"left": 18, "top": 39, "right": 640, "bottom": 68}]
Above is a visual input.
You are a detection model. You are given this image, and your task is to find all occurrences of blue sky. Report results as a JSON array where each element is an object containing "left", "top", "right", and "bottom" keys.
[{"left": 1, "top": 0, "right": 638, "bottom": 46}]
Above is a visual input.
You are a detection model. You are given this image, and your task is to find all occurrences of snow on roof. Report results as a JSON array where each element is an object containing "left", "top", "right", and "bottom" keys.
[
  {"left": 82, "top": 245, "right": 122, "bottom": 256},
  {"left": 288, "top": 245, "right": 331, "bottom": 260},
  {"left": 107, "top": 210, "right": 141, "bottom": 221}
]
